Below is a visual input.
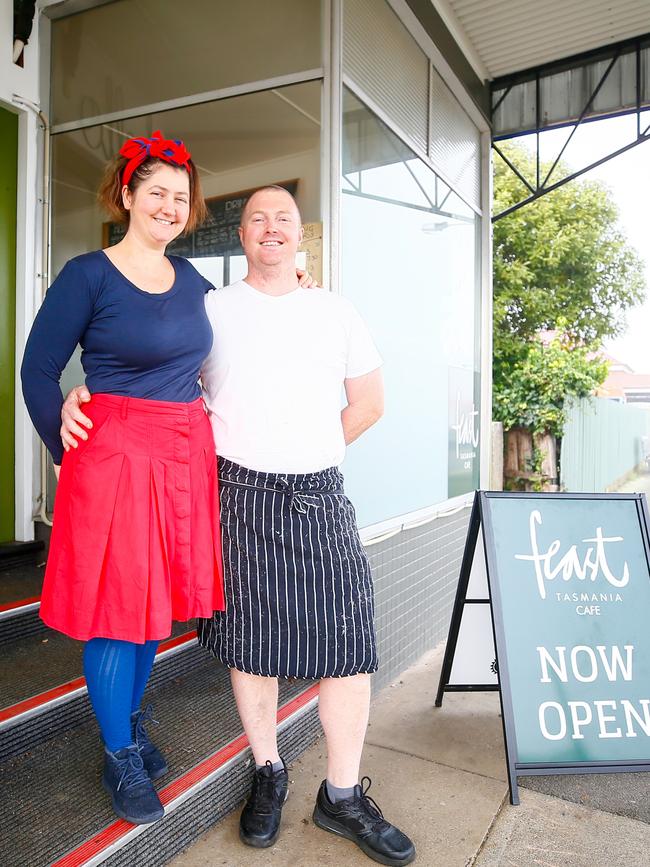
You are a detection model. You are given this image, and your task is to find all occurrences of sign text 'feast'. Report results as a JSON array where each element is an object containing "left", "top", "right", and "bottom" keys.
[{"left": 515, "top": 510, "right": 629, "bottom": 612}]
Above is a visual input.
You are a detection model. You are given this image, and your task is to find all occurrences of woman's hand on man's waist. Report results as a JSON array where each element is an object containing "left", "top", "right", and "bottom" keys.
[{"left": 61, "top": 385, "right": 93, "bottom": 451}]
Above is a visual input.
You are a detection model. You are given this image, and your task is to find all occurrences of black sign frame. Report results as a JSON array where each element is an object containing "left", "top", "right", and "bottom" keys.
[{"left": 436, "top": 490, "right": 650, "bottom": 805}]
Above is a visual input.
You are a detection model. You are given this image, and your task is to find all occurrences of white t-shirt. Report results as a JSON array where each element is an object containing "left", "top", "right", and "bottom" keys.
[{"left": 201, "top": 280, "right": 382, "bottom": 473}]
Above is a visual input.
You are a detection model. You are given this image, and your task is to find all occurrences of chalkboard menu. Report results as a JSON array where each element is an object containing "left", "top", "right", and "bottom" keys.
[
  {"left": 102, "top": 180, "right": 299, "bottom": 258},
  {"left": 437, "top": 491, "right": 650, "bottom": 804}
]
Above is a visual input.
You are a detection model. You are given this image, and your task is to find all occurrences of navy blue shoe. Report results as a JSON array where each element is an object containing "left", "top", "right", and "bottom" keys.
[
  {"left": 132, "top": 705, "right": 168, "bottom": 781},
  {"left": 102, "top": 745, "right": 164, "bottom": 824}
]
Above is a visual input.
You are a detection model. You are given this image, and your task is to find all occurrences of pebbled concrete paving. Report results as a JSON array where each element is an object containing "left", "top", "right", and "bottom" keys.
[
  {"left": 522, "top": 770, "right": 650, "bottom": 825},
  {"left": 474, "top": 787, "right": 650, "bottom": 867},
  {"left": 171, "top": 647, "right": 508, "bottom": 867},
  {"left": 366, "top": 667, "right": 506, "bottom": 783},
  {"left": 170, "top": 743, "right": 506, "bottom": 867},
  {"left": 170, "top": 644, "right": 650, "bottom": 867},
  {"left": 612, "top": 468, "right": 650, "bottom": 496}
]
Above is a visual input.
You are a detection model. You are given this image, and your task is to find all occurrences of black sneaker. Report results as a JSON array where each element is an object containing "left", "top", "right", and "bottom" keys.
[
  {"left": 132, "top": 705, "right": 168, "bottom": 781},
  {"left": 102, "top": 744, "right": 164, "bottom": 824},
  {"left": 239, "top": 759, "right": 289, "bottom": 848},
  {"left": 313, "top": 777, "right": 415, "bottom": 866}
]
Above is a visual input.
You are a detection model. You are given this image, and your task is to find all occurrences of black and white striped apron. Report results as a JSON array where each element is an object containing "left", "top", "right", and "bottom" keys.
[{"left": 197, "top": 457, "right": 378, "bottom": 679}]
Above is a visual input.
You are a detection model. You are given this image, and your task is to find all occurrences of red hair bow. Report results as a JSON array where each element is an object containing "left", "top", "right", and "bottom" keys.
[{"left": 119, "top": 130, "right": 192, "bottom": 187}]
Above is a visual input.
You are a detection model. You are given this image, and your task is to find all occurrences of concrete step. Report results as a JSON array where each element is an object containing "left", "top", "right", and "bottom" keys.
[
  {"left": 1, "top": 658, "right": 320, "bottom": 867},
  {"left": 0, "top": 556, "right": 322, "bottom": 866},
  {"left": 0, "top": 561, "right": 46, "bottom": 644},
  {"left": 0, "top": 541, "right": 45, "bottom": 572},
  {"left": 0, "top": 627, "right": 200, "bottom": 762},
  {"left": 0, "top": 593, "right": 44, "bottom": 645}
]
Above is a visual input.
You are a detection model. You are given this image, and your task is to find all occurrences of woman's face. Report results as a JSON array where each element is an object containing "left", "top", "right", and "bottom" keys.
[{"left": 122, "top": 163, "right": 191, "bottom": 247}]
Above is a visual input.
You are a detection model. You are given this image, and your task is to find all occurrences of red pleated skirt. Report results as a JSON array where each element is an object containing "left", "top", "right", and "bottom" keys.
[{"left": 41, "top": 394, "right": 225, "bottom": 642}]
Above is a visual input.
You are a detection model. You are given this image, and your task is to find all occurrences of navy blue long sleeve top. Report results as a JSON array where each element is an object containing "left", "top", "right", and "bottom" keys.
[{"left": 21, "top": 251, "right": 214, "bottom": 465}]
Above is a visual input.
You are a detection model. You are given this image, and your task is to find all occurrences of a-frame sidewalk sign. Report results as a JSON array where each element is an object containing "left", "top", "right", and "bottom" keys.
[{"left": 436, "top": 490, "right": 650, "bottom": 805}]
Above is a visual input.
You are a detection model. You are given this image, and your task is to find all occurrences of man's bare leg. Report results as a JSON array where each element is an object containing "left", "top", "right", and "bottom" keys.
[
  {"left": 318, "top": 673, "right": 371, "bottom": 787},
  {"left": 230, "top": 668, "right": 280, "bottom": 764},
  {"left": 232, "top": 668, "right": 288, "bottom": 848},
  {"left": 314, "top": 673, "right": 415, "bottom": 865}
]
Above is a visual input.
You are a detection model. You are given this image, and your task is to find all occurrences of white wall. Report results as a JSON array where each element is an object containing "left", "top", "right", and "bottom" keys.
[
  {"left": 1, "top": 1, "right": 54, "bottom": 538},
  {"left": 14, "top": 108, "right": 42, "bottom": 541}
]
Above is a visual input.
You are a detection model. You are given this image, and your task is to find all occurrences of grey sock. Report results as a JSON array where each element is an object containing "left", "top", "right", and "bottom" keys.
[
  {"left": 326, "top": 780, "right": 356, "bottom": 803},
  {"left": 256, "top": 759, "right": 284, "bottom": 773}
]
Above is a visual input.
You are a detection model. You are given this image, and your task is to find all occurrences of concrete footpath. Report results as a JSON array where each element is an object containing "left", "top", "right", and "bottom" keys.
[
  {"left": 613, "top": 469, "right": 650, "bottom": 497},
  {"left": 170, "top": 647, "right": 650, "bottom": 867}
]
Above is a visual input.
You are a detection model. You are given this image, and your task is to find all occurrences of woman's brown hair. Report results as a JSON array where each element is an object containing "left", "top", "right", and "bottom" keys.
[{"left": 97, "top": 154, "right": 208, "bottom": 235}]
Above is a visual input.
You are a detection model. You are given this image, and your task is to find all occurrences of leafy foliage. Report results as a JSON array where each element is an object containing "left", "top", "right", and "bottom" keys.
[
  {"left": 493, "top": 142, "right": 646, "bottom": 436},
  {"left": 493, "top": 338, "right": 608, "bottom": 437}
]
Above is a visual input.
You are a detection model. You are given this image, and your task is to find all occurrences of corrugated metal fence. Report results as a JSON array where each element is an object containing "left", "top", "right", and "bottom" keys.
[{"left": 560, "top": 398, "right": 650, "bottom": 492}]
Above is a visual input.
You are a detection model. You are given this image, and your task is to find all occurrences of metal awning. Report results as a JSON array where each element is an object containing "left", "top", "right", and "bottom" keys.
[
  {"left": 489, "top": 34, "right": 650, "bottom": 220},
  {"left": 433, "top": 0, "right": 650, "bottom": 82},
  {"left": 491, "top": 37, "right": 650, "bottom": 138},
  {"left": 430, "top": 1, "right": 650, "bottom": 219}
]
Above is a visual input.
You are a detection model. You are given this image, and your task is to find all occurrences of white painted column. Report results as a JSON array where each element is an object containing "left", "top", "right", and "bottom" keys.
[
  {"left": 479, "top": 128, "right": 494, "bottom": 490},
  {"left": 14, "top": 106, "right": 42, "bottom": 541}
]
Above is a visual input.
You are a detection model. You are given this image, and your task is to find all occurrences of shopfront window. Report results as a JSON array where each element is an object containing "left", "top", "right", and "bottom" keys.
[
  {"left": 48, "top": 80, "right": 323, "bottom": 513},
  {"left": 340, "top": 89, "right": 481, "bottom": 528},
  {"left": 51, "top": 0, "right": 323, "bottom": 126},
  {"left": 51, "top": 80, "right": 322, "bottom": 276}
]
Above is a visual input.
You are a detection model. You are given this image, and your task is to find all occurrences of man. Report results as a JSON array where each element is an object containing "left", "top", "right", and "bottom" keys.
[
  {"left": 198, "top": 186, "right": 414, "bottom": 866},
  {"left": 61, "top": 186, "right": 415, "bottom": 866}
]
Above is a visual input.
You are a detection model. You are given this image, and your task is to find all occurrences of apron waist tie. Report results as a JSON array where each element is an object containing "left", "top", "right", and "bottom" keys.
[{"left": 219, "top": 478, "right": 342, "bottom": 513}]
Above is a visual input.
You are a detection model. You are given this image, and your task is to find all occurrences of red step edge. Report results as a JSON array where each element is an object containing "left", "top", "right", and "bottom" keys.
[
  {"left": 0, "top": 594, "right": 41, "bottom": 614},
  {"left": 51, "top": 683, "right": 320, "bottom": 867},
  {"left": 0, "top": 630, "right": 197, "bottom": 724}
]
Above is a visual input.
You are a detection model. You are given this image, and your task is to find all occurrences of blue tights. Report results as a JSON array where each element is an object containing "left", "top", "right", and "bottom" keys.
[{"left": 83, "top": 638, "right": 159, "bottom": 753}]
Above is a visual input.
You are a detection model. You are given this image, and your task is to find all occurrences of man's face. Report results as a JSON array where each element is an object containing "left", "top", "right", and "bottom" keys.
[{"left": 239, "top": 189, "right": 303, "bottom": 270}]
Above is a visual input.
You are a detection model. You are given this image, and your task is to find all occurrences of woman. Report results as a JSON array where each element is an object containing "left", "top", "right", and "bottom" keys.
[{"left": 23, "top": 132, "right": 227, "bottom": 825}]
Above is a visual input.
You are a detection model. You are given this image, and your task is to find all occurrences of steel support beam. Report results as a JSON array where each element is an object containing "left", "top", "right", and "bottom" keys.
[{"left": 491, "top": 34, "right": 650, "bottom": 222}]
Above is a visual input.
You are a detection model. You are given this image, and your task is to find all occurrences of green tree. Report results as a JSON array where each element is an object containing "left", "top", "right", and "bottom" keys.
[
  {"left": 493, "top": 142, "right": 646, "bottom": 436},
  {"left": 493, "top": 337, "right": 608, "bottom": 438}
]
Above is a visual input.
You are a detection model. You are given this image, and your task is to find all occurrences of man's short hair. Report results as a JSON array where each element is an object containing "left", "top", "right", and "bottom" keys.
[{"left": 240, "top": 185, "right": 302, "bottom": 226}]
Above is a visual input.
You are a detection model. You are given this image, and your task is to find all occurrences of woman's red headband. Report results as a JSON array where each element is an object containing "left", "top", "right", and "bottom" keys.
[{"left": 119, "top": 130, "right": 192, "bottom": 187}]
